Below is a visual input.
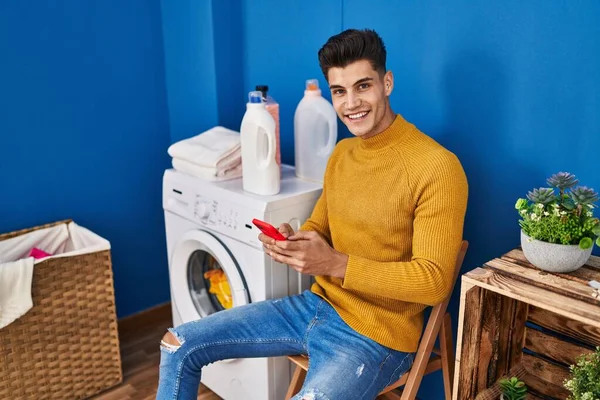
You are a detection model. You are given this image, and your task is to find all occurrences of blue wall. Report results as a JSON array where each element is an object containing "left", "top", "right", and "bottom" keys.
[
  {"left": 161, "top": 0, "right": 219, "bottom": 143},
  {"left": 161, "top": 0, "right": 245, "bottom": 141},
  {"left": 213, "top": 0, "right": 246, "bottom": 131},
  {"left": 0, "top": 1, "right": 171, "bottom": 318}
]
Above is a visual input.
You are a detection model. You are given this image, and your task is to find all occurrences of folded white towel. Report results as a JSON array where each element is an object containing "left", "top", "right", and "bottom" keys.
[
  {"left": 172, "top": 158, "right": 242, "bottom": 182},
  {"left": 168, "top": 126, "right": 241, "bottom": 168},
  {"left": 0, "top": 257, "right": 34, "bottom": 329},
  {"left": 184, "top": 146, "right": 241, "bottom": 171}
]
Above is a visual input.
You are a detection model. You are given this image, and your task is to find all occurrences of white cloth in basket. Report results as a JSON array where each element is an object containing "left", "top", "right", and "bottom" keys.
[
  {"left": 0, "top": 257, "right": 34, "bottom": 329},
  {"left": 0, "top": 222, "right": 110, "bottom": 328}
]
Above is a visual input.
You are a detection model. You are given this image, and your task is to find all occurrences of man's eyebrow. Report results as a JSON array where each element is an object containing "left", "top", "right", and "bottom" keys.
[
  {"left": 329, "top": 77, "right": 374, "bottom": 90},
  {"left": 353, "top": 77, "right": 374, "bottom": 86}
]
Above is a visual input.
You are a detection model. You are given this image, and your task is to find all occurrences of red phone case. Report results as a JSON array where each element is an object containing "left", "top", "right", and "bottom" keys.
[{"left": 252, "top": 218, "right": 287, "bottom": 241}]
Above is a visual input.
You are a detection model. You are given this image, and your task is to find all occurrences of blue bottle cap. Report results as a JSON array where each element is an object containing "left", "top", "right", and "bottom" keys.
[{"left": 248, "top": 91, "right": 263, "bottom": 104}]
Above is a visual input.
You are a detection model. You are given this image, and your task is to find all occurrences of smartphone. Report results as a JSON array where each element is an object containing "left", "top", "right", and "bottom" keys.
[{"left": 252, "top": 218, "right": 287, "bottom": 241}]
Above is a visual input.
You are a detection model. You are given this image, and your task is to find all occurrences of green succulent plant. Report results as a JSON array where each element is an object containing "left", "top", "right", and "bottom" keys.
[
  {"left": 516, "top": 172, "right": 600, "bottom": 248},
  {"left": 526, "top": 187, "right": 556, "bottom": 204},
  {"left": 547, "top": 171, "right": 579, "bottom": 190},
  {"left": 499, "top": 376, "right": 528, "bottom": 400},
  {"left": 564, "top": 347, "right": 600, "bottom": 400},
  {"left": 579, "top": 237, "right": 594, "bottom": 250},
  {"left": 570, "top": 186, "right": 599, "bottom": 205}
]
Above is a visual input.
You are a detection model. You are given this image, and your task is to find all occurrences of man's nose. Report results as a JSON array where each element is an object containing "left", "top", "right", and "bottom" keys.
[{"left": 346, "top": 92, "right": 361, "bottom": 110}]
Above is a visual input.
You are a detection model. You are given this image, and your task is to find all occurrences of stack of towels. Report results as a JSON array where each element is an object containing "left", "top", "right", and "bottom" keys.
[{"left": 168, "top": 126, "right": 242, "bottom": 181}]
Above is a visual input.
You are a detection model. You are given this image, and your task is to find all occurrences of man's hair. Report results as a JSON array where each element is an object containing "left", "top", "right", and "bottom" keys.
[{"left": 318, "top": 29, "right": 387, "bottom": 79}]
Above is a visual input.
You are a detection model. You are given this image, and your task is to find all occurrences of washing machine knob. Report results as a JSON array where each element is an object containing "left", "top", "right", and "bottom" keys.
[{"left": 195, "top": 203, "right": 210, "bottom": 219}]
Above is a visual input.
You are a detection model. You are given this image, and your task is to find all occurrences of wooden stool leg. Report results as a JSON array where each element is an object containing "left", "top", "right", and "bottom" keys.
[
  {"left": 285, "top": 365, "right": 307, "bottom": 400},
  {"left": 439, "top": 313, "right": 455, "bottom": 400},
  {"left": 377, "top": 390, "right": 402, "bottom": 399}
]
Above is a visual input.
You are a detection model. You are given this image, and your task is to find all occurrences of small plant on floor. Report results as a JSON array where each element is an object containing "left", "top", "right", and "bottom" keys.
[
  {"left": 498, "top": 376, "right": 528, "bottom": 400},
  {"left": 564, "top": 346, "right": 600, "bottom": 400},
  {"left": 515, "top": 172, "right": 600, "bottom": 249}
]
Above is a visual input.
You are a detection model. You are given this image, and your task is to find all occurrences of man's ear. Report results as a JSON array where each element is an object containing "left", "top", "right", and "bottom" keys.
[{"left": 384, "top": 70, "right": 394, "bottom": 96}]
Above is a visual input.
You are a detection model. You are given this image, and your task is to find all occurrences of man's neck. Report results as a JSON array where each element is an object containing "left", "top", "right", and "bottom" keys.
[{"left": 361, "top": 107, "right": 396, "bottom": 140}]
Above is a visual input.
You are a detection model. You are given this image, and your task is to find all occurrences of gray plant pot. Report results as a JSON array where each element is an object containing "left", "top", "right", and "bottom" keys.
[{"left": 520, "top": 230, "right": 593, "bottom": 273}]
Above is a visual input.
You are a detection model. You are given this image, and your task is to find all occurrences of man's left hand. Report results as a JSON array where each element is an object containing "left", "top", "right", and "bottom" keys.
[{"left": 264, "top": 230, "right": 348, "bottom": 279}]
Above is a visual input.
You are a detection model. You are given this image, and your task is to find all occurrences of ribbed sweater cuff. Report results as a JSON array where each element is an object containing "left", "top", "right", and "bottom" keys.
[{"left": 342, "top": 254, "right": 371, "bottom": 291}]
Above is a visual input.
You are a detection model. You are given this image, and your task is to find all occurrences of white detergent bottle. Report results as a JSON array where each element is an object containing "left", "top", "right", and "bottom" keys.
[
  {"left": 240, "top": 91, "right": 280, "bottom": 195},
  {"left": 294, "top": 79, "right": 337, "bottom": 183}
]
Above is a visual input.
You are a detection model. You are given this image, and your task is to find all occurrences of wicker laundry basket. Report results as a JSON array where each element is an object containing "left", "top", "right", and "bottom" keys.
[{"left": 0, "top": 220, "right": 122, "bottom": 400}]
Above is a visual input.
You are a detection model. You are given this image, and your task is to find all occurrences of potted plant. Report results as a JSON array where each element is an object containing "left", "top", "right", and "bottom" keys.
[
  {"left": 499, "top": 376, "right": 528, "bottom": 400},
  {"left": 515, "top": 172, "right": 600, "bottom": 273},
  {"left": 564, "top": 346, "right": 600, "bottom": 399}
]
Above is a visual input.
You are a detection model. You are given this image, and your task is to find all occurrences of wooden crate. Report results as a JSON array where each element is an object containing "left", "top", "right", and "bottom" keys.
[{"left": 453, "top": 249, "right": 600, "bottom": 400}]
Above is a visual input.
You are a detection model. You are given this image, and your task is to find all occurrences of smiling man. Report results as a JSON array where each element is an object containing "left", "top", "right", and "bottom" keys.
[{"left": 157, "top": 29, "right": 468, "bottom": 400}]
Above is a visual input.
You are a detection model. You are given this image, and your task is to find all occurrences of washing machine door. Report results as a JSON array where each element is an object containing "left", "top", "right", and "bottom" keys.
[{"left": 171, "top": 229, "right": 249, "bottom": 322}]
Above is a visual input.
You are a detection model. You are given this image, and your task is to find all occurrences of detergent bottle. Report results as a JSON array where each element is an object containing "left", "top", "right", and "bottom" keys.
[
  {"left": 255, "top": 85, "right": 281, "bottom": 169},
  {"left": 240, "top": 91, "right": 280, "bottom": 195},
  {"left": 294, "top": 79, "right": 337, "bottom": 183}
]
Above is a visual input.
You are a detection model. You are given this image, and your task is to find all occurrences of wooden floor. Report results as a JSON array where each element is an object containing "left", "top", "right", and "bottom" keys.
[{"left": 91, "top": 303, "right": 221, "bottom": 400}]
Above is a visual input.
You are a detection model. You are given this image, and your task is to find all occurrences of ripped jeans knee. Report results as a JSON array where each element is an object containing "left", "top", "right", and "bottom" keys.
[
  {"left": 294, "top": 388, "right": 330, "bottom": 400},
  {"left": 160, "top": 327, "right": 185, "bottom": 354}
]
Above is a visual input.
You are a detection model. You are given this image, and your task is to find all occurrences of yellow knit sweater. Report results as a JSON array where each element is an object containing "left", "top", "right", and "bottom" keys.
[{"left": 300, "top": 114, "right": 468, "bottom": 352}]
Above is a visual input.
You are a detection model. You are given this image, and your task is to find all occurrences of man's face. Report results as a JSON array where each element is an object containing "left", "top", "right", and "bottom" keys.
[{"left": 327, "top": 59, "right": 393, "bottom": 139}]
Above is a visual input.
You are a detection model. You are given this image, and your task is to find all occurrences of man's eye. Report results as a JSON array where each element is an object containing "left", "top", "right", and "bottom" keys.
[
  {"left": 358, "top": 83, "right": 370, "bottom": 90},
  {"left": 333, "top": 89, "right": 345, "bottom": 95}
]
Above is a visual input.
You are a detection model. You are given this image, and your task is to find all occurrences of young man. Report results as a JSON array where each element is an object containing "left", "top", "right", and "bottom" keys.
[{"left": 157, "top": 29, "right": 468, "bottom": 400}]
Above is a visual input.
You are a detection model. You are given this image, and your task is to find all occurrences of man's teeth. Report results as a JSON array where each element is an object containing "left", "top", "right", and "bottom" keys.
[{"left": 348, "top": 111, "right": 368, "bottom": 120}]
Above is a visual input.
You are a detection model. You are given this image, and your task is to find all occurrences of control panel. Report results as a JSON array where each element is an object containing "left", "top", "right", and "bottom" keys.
[
  {"left": 163, "top": 169, "right": 321, "bottom": 250},
  {"left": 193, "top": 194, "right": 240, "bottom": 231},
  {"left": 164, "top": 182, "right": 268, "bottom": 249},
  {"left": 191, "top": 194, "right": 269, "bottom": 248}
]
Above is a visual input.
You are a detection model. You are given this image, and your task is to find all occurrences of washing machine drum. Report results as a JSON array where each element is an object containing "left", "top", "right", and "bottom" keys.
[{"left": 171, "top": 230, "right": 250, "bottom": 322}]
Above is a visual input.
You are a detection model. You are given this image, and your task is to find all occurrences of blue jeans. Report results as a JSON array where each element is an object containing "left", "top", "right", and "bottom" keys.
[{"left": 157, "top": 290, "right": 414, "bottom": 400}]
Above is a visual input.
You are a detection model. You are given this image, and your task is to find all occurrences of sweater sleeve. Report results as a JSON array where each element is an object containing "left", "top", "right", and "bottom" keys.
[
  {"left": 299, "top": 141, "right": 348, "bottom": 244},
  {"left": 299, "top": 186, "right": 331, "bottom": 244},
  {"left": 341, "top": 151, "right": 468, "bottom": 306},
  {"left": 300, "top": 158, "right": 334, "bottom": 244}
]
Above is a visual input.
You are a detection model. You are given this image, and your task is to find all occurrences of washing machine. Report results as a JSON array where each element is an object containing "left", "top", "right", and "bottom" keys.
[{"left": 163, "top": 165, "right": 322, "bottom": 400}]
